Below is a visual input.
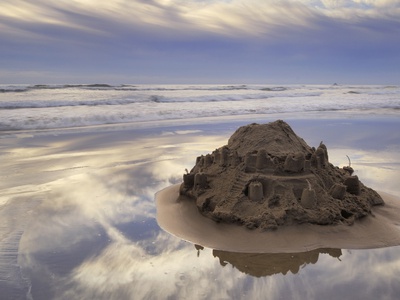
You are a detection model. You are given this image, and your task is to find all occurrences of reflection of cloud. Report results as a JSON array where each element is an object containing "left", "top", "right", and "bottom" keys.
[
  {"left": 13, "top": 129, "right": 225, "bottom": 254},
  {"left": 148, "top": 134, "right": 224, "bottom": 184},
  {"left": 10, "top": 128, "right": 232, "bottom": 298},
  {"left": 232, "top": 246, "right": 400, "bottom": 300},
  {"left": 58, "top": 232, "right": 244, "bottom": 300},
  {"left": 56, "top": 237, "right": 400, "bottom": 300},
  {"left": 19, "top": 166, "right": 159, "bottom": 254},
  {"left": 303, "top": 247, "right": 400, "bottom": 300}
]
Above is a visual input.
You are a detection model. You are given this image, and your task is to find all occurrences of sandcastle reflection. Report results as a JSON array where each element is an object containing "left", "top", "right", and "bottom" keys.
[{"left": 195, "top": 244, "right": 342, "bottom": 277}]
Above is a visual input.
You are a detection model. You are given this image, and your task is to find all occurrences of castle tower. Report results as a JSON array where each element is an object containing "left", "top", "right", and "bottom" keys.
[
  {"left": 220, "top": 147, "right": 229, "bottom": 166},
  {"left": 245, "top": 152, "right": 257, "bottom": 173},
  {"left": 344, "top": 176, "right": 360, "bottom": 195},
  {"left": 329, "top": 183, "right": 346, "bottom": 200},
  {"left": 284, "top": 152, "right": 305, "bottom": 173},
  {"left": 194, "top": 172, "right": 207, "bottom": 189},
  {"left": 301, "top": 188, "right": 317, "bottom": 209},
  {"left": 248, "top": 181, "right": 264, "bottom": 202},
  {"left": 204, "top": 154, "right": 213, "bottom": 167}
]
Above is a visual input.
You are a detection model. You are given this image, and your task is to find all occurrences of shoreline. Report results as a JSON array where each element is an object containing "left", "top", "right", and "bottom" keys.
[{"left": 1, "top": 111, "right": 399, "bottom": 138}]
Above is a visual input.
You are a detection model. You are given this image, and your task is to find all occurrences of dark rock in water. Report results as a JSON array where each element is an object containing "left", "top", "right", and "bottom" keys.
[{"left": 179, "top": 120, "right": 384, "bottom": 230}]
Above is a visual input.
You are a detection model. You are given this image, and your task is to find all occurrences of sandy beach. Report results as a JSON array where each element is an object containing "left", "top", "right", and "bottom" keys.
[
  {"left": 2, "top": 0, "right": 400, "bottom": 297},
  {"left": 1, "top": 113, "right": 400, "bottom": 299}
]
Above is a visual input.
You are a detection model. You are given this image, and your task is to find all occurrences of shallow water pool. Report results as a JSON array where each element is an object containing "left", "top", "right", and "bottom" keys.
[{"left": 1, "top": 116, "right": 399, "bottom": 299}]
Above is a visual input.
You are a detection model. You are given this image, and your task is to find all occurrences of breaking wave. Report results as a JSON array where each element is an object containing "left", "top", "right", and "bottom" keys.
[{"left": 0, "top": 84, "right": 399, "bottom": 130}]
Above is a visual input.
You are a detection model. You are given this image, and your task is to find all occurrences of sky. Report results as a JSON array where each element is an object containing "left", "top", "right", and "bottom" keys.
[{"left": 0, "top": 0, "right": 399, "bottom": 84}]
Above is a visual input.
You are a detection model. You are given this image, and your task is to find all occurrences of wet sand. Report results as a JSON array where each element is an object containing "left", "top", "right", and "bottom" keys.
[
  {"left": 157, "top": 186, "right": 400, "bottom": 253},
  {"left": 1, "top": 114, "right": 400, "bottom": 299}
]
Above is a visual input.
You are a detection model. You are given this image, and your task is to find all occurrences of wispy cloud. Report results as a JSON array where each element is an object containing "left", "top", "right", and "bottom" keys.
[
  {"left": 2, "top": 0, "right": 398, "bottom": 39},
  {"left": 0, "top": 0, "right": 399, "bottom": 83}
]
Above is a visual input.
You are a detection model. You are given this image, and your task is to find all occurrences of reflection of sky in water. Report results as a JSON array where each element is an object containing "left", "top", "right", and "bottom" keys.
[{"left": 0, "top": 118, "right": 399, "bottom": 299}]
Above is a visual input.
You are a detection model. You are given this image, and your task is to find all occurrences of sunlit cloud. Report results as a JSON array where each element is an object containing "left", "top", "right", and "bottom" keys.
[
  {"left": 1, "top": 0, "right": 399, "bottom": 39},
  {"left": 0, "top": 0, "right": 399, "bottom": 83},
  {"left": 59, "top": 232, "right": 244, "bottom": 299}
]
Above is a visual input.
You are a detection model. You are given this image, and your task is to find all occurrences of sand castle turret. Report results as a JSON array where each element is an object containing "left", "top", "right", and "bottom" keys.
[
  {"left": 231, "top": 150, "right": 241, "bottom": 167},
  {"left": 329, "top": 183, "right": 347, "bottom": 200},
  {"left": 204, "top": 154, "right": 213, "bottom": 167},
  {"left": 213, "top": 149, "right": 220, "bottom": 165},
  {"left": 220, "top": 147, "right": 229, "bottom": 166},
  {"left": 183, "top": 172, "right": 194, "bottom": 188},
  {"left": 314, "top": 143, "right": 328, "bottom": 169},
  {"left": 194, "top": 172, "right": 207, "bottom": 190},
  {"left": 300, "top": 180, "right": 317, "bottom": 209},
  {"left": 284, "top": 152, "right": 305, "bottom": 173},
  {"left": 179, "top": 120, "right": 384, "bottom": 230},
  {"left": 344, "top": 175, "right": 361, "bottom": 195},
  {"left": 256, "top": 149, "right": 275, "bottom": 171},
  {"left": 248, "top": 181, "right": 264, "bottom": 202},
  {"left": 245, "top": 152, "right": 257, "bottom": 173}
]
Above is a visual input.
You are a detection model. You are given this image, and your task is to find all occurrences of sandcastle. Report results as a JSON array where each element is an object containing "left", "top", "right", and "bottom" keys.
[{"left": 179, "top": 120, "right": 384, "bottom": 230}]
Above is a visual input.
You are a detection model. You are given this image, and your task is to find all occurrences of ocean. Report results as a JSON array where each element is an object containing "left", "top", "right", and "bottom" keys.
[
  {"left": 1, "top": 84, "right": 399, "bottom": 131},
  {"left": 1, "top": 83, "right": 400, "bottom": 299}
]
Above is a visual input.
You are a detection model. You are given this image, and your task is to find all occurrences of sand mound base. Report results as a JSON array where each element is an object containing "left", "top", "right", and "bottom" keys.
[
  {"left": 156, "top": 185, "right": 400, "bottom": 253},
  {"left": 179, "top": 120, "right": 384, "bottom": 230}
]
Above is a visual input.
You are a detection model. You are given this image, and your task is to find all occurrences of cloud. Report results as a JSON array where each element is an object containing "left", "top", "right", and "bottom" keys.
[
  {"left": 0, "top": 0, "right": 399, "bottom": 83},
  {"left": 1, "top": 0, "right": 398, "bottom": 39}
]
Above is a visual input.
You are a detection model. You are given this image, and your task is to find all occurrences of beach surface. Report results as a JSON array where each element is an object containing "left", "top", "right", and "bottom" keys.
[
  {"left": 157, "top": 186, "right": 400, "bottom": 253},
  {"left": 1, "top": 113, "right": 400, "bottom": 299}
]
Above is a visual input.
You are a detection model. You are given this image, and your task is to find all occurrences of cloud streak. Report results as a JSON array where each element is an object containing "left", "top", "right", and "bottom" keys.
[
  {"left": 2, "top": 0, "right": 398, "bottom": 37},
  {"left": 0, "top": 0, "right": 399, "bottom": 83}
]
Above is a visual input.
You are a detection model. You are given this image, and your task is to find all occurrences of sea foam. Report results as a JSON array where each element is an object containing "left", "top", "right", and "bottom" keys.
[{"left": 0, "top": 84, "right": 399, "bottom": 130}]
